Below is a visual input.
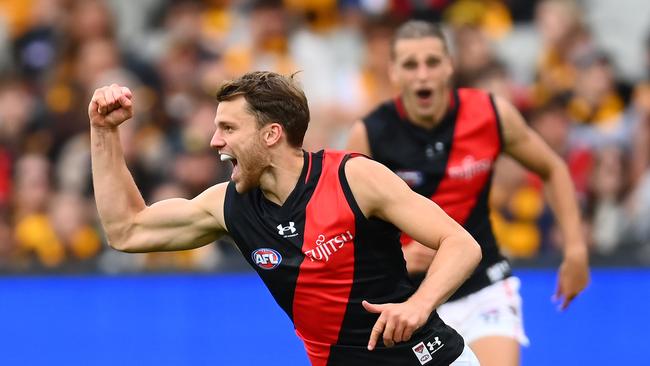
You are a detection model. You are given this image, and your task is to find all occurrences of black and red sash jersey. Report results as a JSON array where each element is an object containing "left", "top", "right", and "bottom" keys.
[
  {"left": 363, "top": 88, "right": 512, "bottom": 301},
  {"left": 224, "top": 150, "right": 464, "bottom": 366}
]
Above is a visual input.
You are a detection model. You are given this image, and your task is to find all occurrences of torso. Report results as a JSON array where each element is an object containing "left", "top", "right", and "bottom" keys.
[
  {"left": 224, "top": 150, "right": 464, "bottom": 366},
  {"left": 363, "top": 89, "right": 512, "bottom": 300}
]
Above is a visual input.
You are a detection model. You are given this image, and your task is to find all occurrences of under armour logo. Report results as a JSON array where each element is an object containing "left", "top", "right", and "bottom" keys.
[
  {"left": 427, "top": 337, "right": 444, "bottom": 354},
  {"left": 277, "top": 222, "right": 297, "bottom": 237}
]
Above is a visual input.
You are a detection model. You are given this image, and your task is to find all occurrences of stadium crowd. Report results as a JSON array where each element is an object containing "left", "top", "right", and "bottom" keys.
[{"left": 0, "top": 0, "right": 649, "bottom": 273}]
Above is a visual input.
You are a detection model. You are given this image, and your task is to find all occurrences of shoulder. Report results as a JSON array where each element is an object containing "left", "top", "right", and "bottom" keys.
[
  {"left": 342, "top": 155, "right": 409, "bottom": 217},
  {"left": 194, "top": 182, "right": 230, "bottom": 216},
  {"left": 491, "top": 95, "right": 529, "bottom": 147}
]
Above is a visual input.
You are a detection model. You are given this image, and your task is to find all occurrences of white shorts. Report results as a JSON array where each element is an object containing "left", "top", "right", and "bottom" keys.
[
  {"left": 449, "top": 345, "right": 480, "bottom": 365},
  {"left": 437, "top": 276, "right": 529, "bottom": 346}
]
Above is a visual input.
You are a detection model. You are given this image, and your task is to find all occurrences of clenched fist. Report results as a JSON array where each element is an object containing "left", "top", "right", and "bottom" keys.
[{"left": 88, "top": 84, "right": 134, "bottom": 128}]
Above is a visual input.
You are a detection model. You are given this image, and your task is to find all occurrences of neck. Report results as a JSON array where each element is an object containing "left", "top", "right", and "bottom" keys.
[
  {"left": 259, "top": 147, "right": 305, "bottom": 205},
  {"left": 403, "top": 87, "right": 451, "bottom": 129}
]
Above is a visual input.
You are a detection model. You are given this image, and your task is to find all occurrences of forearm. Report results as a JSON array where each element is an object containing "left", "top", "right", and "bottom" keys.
[
  {"left": 91, "top": 126, "right": 146, "bottom": 245},
  {"left": 408, "top": 236, "right": 481, "bottom": 313},
  {"left": 543, "top": 161, "right": 586, "bottom": 252}
]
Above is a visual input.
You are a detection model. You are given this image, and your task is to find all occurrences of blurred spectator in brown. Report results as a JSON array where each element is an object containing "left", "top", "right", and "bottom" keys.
[
  {"left": 585, "top": 145, "right": 631, "bottom": 256},
  {"left": 567, "top": 49, "right": 633, "bottom": 148},
  {"left": 533, "top": 0, "right": 592, "bottom": 105},
  {"left": 346, "top": 17, "right": 396, "bottom": 118},
  {"left": 0, "top": 213, "right": 15, "bottom": 270},
  {"left": 10, "top": 0, "right": 65, "bottom": 83},
  {"left": 466, "top": 59, "right": 532, "bottom": 112},
  {"left": 0, "top": 78, "right": 39, "bottom": 210},
  {"left": 451, "top": 24, "right": 497, "bottom": 88},
  {"left": 626, "top": 33, "right": 650, "bottom": 263},
  {"left": 0, "top": 77, "right": 38, "bottom": 154},
  {"left": 630, "top": 34, "right": 650, "bottom": 185},
  {"left": 529, "top": 97, "right": 594, "bottom": 200}
]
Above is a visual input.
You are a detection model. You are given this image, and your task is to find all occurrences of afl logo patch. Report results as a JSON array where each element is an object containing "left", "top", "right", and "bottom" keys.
[{"left": 252, "top": 248, "right": 282, "bottom": 270}]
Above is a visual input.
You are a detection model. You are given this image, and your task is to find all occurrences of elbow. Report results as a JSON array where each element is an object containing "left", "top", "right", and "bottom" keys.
[
  {"left": 106, "top": 238, "right": 132, "bottom": 252},
  {"left": 107, "top": 237, "right": 147, "bottom": 253},
  {"left": 104, "top": 222, "right": 138, "bottom": 252},
  {"left": 467, "top": 239, "right": 482, "bottom": 269}
]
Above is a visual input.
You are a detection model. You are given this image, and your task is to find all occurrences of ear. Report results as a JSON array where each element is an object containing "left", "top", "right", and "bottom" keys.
[{"left": 263, "top": 123, "right": 283, "bottom": 146}]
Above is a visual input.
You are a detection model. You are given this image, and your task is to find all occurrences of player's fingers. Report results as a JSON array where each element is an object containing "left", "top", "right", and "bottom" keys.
[
  {"left": 110, "top": 84, "right": 123, "bottom": 106},
  {"left": 362, "top": 300, "right": 384, "bottom": 314},
  {"left": 560, "top": 294, "right": 576, "bottom": 311},
  {"left": 121, "top": 86, "right": 133, "bottom": 99},
  {"left": 368, "top": 315, "right": 386, "bottom": 351},
  {"left": 95, "top": 89, "right": 108, "bottom": 114},
  {"left": 392, "top": 321, "right": 405, "bottom": 344},
  {"left": 102, "top": 86, "right": 116, "bottom": 108},
  {"left": 383, "top": 318, "right": 396, "bottom": 348},
  {"left": 88, "top": 90, "right": 101, "bottom": 116},
  {"left": 402, "top": 326, "right": 415, "bottom": 343}
]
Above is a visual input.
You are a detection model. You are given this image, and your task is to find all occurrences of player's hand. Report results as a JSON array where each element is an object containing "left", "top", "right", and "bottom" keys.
[
  {"left": 553, "top": 245, "right": 590, "bottom": 310},
  {"left": 88, "top": 84, "right": 134, "bottom": 129},
  {"left": 403, "top": 241, "right": 436, "bottom": 274},
  {"left": 362, "top": 299, "right": 429, "bottom": 351}
]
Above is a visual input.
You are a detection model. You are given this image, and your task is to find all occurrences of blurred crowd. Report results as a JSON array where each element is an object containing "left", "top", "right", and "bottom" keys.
[{"left": 0, "top": 0, "right": 649, "bottom": 274}]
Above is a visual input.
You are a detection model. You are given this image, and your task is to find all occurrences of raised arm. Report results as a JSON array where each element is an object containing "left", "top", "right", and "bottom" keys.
[
  {"left": 344, "top": 157, "right": 481, "bottom": 350},
  {"left": 496, "top": 95, "right": 590, "bottom": 310},
  {"left": 89, "top": 84, "right": 227, "bottom": 253}
]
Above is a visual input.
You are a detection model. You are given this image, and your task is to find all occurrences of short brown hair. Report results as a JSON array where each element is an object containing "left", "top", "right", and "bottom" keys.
[
  {"left": 216, "top": 71, "right": 310, "bottom": 147},
  {"left": 391, "top": 20, "right": 449, "bottom": 59}
]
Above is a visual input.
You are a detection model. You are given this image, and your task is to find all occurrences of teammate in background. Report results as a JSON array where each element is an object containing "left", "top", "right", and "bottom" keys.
[
  {"left": 89, "top": 71, "right": 482, "bottom": 365},
  {"left": 346, "top": 21, "right": 590, "bottom": 366}
]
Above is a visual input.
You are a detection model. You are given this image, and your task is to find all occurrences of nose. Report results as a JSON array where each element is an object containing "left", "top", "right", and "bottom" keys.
[
  {"left": 416, "top": 64, "right": 430, "bottom": 80},
  {"left": 210, "top": 130, "right": 225, "bottom": 150}
]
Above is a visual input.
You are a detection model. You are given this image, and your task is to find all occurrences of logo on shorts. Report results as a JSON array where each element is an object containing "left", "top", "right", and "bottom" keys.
[
  {"left": 412, "top": 342, "right": 433, "bottom": 365},
  {"left": 277, "top": 222, "right": 298, "bottom": 238},
  {"left": 251, "top": 248, "right": 282, "bottom": 270},
  {"left": 427, "top": 337, "right": 444, "bottom": 354}
]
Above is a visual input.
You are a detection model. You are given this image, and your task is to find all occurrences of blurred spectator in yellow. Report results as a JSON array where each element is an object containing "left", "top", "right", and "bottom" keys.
[
  {"left": 223, "top": 0, "right": 295, "bottom": 77},
  {"left": 141, "top": 182, "right": 222, "bottom": 272},
  {"left": 491, "top": 98, "right": 594, "bottom": 259},
  {"left": 444, "top": 0, "right": 513, "bottom": 39},
  {"left": 12, "top": 154, "right": 59, "bottom": 268},
  {"left": 533, "top": 0, "right": 592, "bottom": 106}
]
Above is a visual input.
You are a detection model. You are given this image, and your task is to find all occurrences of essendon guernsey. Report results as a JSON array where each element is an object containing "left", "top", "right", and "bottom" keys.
[
  {"left": 224, "top": 150, "right": 464, "bottom": 366},
  {"left": 363, "top": 88, "right": 512, "bottom": 300}
]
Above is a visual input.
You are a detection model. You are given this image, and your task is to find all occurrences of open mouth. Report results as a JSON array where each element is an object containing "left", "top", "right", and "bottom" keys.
[
  {"left": 416, "top": 89, "right": 433, "bottom": 99},
  {"left": 220, "top": 153, "right": 238, "bottom": 167}
]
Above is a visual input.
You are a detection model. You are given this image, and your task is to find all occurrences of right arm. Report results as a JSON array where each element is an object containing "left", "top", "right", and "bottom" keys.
[
  {"left": 345, "top": 120, "right": 437, "bottom": 273},
  {"left": 345, "top": 157, "right": 481, "bottom": 349},
  {"left": 89, "top": 84, "right": 227, "bottom": 253}
]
